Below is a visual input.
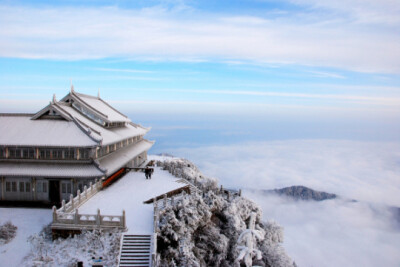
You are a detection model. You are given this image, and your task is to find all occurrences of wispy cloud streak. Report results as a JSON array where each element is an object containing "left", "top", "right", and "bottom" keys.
[{"left": 0, "top": 3, "right": 399, "bottom": 73}]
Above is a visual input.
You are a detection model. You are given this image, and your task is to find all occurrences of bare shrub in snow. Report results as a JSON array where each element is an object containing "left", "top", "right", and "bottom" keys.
[
  {"left": 23, "top": 229, "right": 121, "bottom": 267},
  {"left": 0, "top": 221, "right": 17, "bottom": 245}
]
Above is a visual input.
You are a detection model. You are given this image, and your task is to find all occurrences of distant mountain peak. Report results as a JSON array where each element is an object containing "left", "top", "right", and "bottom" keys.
[{"left": 269, "top": 185, "right": 337, "bottom": 201}]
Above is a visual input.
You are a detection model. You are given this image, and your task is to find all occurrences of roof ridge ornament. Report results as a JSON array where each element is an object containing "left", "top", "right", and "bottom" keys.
[
  {"left": 70, "top": 79, "right": 75, "bottom": 93},
  {"left": 52, "top": 94, "right": 57, "bottom": 104}
]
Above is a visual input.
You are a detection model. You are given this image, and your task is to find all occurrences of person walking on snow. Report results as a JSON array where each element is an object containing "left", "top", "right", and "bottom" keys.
[{"left": 145, "top": 167, "right": 150, "bottom": 179}]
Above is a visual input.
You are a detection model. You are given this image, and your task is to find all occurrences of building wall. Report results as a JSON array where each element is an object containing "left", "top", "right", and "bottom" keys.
[
  {"left": 0, "top": 177, "right": 97, "bottom": 203},
  {"left": 35, "top": 178, "right": 49, "bottom": 201},
  {"left": 3, "top": 177, "right": 33, "bottom": 201}
]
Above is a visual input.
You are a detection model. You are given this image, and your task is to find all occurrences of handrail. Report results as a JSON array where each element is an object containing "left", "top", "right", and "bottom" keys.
[
  {"left": 52, "top": 207, "right": 126, "bottom": 230},
  {"left": 57, "top": 179, "right": 103, "bottom": 214}
]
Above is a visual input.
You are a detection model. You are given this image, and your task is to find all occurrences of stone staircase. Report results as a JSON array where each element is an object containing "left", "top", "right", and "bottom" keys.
[{"left": 118, "top": 234, "right": 152, "bottom": 267}]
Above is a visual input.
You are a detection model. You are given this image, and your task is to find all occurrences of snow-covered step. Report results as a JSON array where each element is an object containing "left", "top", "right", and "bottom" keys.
[{"left": 118, "top": 234, "right": 152, "bottom": 267}]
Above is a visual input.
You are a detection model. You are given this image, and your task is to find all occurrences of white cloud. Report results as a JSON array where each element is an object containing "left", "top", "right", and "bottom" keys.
[
  {"left": 169, "top": 139, "right": 400, "bottom": 266},
  {"left": 172, "top": 140, "right": 400, "bottom": 207},
  {"left": 246, "top": 192, "right": 400, "bottom": 267},
  {"left": 0, "top": 4, "right": 399, "bottom": 73},
  {"left": 168, "top": 88, "right": 400, "bottom": 106}
]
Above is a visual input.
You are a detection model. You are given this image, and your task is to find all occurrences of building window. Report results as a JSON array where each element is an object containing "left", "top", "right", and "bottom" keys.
[
  {"left": 53, "top": 149, "right": 63, "bottom": 159},
  {"left": 37, "top": 182, "right": 42, "bottom": 193},
  {"left": 40, "top": 149, "right": 52, "bottom": 159},
  {"left": 12, "top": 181, "right": 17, "bottom": 192},
  {"left": 64, "top": 149, "right": 75, "bottom": 160},
  {"left": 38, "top": 181, "right": 48, "bottom": 193},
  {"left": 6, "top": 182, "right": 11, "bottom": 192},
  {"left": 22, "top": 148, "right": 35, "bottom": 159},
  {"left": 25, "top": 182, "right": 31, "bottom": 193},
  {"left": 19, "top": 182, "right": 25, "bottom": 192},
  {"left": 0, "top": 147, "right": 4, "bottom": 158},
  {"left": 61, "top": 183, "right": 72, "bottom": 194},
  {"left": 8, "top": 148, "right": 21, "bottom": 159},
  {"left": 78, "top": 149, "right": 89, "bottom": 160}
]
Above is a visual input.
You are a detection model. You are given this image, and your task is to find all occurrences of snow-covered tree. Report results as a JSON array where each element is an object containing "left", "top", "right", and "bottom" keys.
[
  {"left": 156, "top": 158, "right": 295, "bottom": 267},
  {"left": 236, "top": 212, "right": 264, "bottom": 266}
]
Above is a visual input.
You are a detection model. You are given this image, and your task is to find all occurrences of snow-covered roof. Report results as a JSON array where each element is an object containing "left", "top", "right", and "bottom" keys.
[
  {"left": 0, "top": 114, "right": 98, "bottom": 147},
  {"left": 0, "top": 161, "right": 104, "bottom": 178},
  {"left": 72, "top": 92, "right": 129, "bottom": 123},
  {"left": 0, "top": 89, "right": 151, "bottom": 147},
  {"left": 99, "top": 139, "right": 154, "bottom": 175},
  {"left": 58, "top": 104, "right": 149, "bottom": 146}
]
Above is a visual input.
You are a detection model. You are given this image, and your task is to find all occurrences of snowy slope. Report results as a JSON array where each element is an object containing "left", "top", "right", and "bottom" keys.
[
  {"left": 79, "top": 167, "right": 184, "bottom": 233},
  {"left": 0, "top": 208, "right": 52, "bottom": 266}
]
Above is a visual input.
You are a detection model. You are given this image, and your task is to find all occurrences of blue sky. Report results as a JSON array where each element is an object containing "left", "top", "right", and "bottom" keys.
[{"left": 0, "top": 0, "right": 399, "bottom": 149}]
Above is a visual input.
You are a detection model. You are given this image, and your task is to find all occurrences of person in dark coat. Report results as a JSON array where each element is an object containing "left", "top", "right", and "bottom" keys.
[
  {"left": 149, "top": 168, "right": 154, "bottom": 179},
  {"left": 145, "top": 167, "right": 150, "bottom": 179}
]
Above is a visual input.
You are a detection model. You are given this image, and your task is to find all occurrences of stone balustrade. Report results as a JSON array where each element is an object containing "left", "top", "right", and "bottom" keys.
[
  {"left": 57, "top": 179, "right": 103, "bottom": 214},
  {"left": 51, "top": 179, "right": 126, "bottom": 232},
  {"left": 52, "top": 207, "right": 126, "bottom": 231}
]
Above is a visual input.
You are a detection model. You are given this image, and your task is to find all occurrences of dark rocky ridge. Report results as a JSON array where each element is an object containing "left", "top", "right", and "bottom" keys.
[{"left": 266, "top": 185, "right": 337, "bottom": 201}]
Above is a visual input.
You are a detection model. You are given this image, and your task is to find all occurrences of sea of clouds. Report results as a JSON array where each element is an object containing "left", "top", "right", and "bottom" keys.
[{"left": 171, "top": 139, "right": 400, "bottom": 267}]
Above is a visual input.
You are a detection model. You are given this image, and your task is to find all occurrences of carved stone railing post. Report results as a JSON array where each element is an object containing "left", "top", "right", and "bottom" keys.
[
  {"left": 83, "top": 185, "right": 87, "bottom": 199},
  {"left": 52, "top": 206, "right": 57, "bottom": 222},
  {"left": 96, "top": 209, "right": 101, "bottom": 226},
  {"left": 171, "top": 196, "right": 174, "bottom": 206},
  {"left": 220, "top": 185, "right": 223, "bottom": 194},
  {"left": 77, "top": 189, "right": 81, "bottom": 204},
  {"left": 90, "top": 182, "right": 93, "bottom": 194},
  {"left": 70, "top": 194, "right": 74, "bottom": 210},
  {"left": 122, "top": 210, "right": 126, "bottom": 228},
  {"left": 62, "top": 199, "right": 66, "bottom": 212},
  {"left": 239, "top": 189, "right": 242, "bottom": 197},
  {"left": 97, "top": 179, "right": 101, "bottom": 191},
  {"left": 163, "top": 194, "right": 167, "bottom": 207},
  {"left": 74, "top": 209, "right": 79, "bottom": 224}
]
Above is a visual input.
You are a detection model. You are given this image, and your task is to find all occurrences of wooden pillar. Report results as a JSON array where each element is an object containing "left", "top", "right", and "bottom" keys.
[
  {"left": 76, "top": 149, "right": 80, "bottom": 160},
  {"left": 36, "top": 148, "right": 39, "bottom": 159},
  {"left": 5, "top": 147, "right": 8, "bottom": 159}
]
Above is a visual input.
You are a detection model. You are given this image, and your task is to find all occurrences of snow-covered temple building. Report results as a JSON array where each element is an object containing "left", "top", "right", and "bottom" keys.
[{"left": 0, "top": 87, "right": 154, "bottom": 205}]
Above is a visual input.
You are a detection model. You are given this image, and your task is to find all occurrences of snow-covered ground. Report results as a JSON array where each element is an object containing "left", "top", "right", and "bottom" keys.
[
  {"left": 0, "top": 208, "right": 52, "bottom": 266},
  {"left": 79, "top": 167, "right": 185, "bottom": 234}
]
